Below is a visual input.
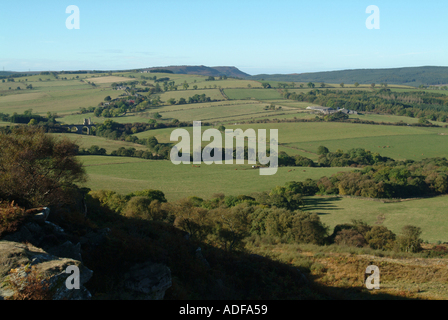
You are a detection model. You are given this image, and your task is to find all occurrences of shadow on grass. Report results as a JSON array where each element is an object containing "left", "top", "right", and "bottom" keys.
[
  {"left": 53, "top": 198, "right": 419, "bottom": 300},
  {"left": 302, "top": 196, "right": 343, "bottom": 213}
]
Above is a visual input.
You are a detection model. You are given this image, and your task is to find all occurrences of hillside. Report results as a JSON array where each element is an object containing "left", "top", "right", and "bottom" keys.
[
  {"left": 0, "top": 71, "right": 17, "bottom": 78},
  {"left": 144, "top": 65, "right": 250, "bottom": 78},
  {"left": 248, "top": 66, "right": 448, "bottom": 87}
]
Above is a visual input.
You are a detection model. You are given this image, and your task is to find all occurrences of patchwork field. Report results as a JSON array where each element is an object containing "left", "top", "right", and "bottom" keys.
[{"left": 3, "top": 71, "right": 448, "bottom": 247}]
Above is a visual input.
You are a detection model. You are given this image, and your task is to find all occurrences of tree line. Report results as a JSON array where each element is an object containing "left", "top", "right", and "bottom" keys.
[{"left": 283, "top": 88, "right": 448, "bottom": 123}]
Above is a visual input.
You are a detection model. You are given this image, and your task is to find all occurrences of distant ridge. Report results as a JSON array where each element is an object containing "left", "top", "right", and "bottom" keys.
[
  {"left": 143, "top": 65, "right": 250, "bottom": 78},
  {"left": 247, "top": 66, "right": 448, "bottom": 87}
]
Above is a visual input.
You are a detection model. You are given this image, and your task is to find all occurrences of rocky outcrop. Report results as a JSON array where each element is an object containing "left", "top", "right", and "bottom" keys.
[
  {"left": 0, "top": 241, "right": 92, "bottom": 300},
  {"left": 124, "top": 261, "right": 172, "bottom": 300}
]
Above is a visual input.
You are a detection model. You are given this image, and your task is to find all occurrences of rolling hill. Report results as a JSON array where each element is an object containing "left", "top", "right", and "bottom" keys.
[
  {"left": 143, "top": 65, "right": 250, "bottom": 78},
  {"left": 247, "top": 66, "right": 448, "bottom": 87}
]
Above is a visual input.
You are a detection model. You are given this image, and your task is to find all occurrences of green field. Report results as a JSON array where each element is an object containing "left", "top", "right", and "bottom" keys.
[
  {"left": 134, "top": 121, "right": 448, "bottom": 161},
  {"left": 224, "top": 88, "right": 283, "bottom": 100},
  {"left": 50, "top": 133, "right": 150, "bottom": 153},
  {"left": 158, "top": 89, "right": 225, "bottom": 102},
  {"left": 77, "top": 152, "right": 448, "bottom": 242},
  {"left": 306, "top": 195, "right": 448, "bottom": 243},
  {"left": 0, "top": 85, "right": 121, "bottom": 115},
  {"left": 79, "top": 155, "right": 353, "bottom": 201},
  {"left": 4, "top": 71, "right": 448, "bottom": 245}
]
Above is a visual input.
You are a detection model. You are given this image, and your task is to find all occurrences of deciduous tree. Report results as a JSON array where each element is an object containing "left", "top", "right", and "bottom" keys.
[{"left": 0, "top": 127, "right": 86, "bottom": 208}]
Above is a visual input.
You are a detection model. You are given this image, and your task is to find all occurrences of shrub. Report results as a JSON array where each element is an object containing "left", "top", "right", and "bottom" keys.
[
  {"left": 317, "top": 146, "right": 329, "bottom": 155},
  {"left": 0, "top": 127, "right": 86, "bottom": 207},
  {"left": 88, "top": 190, "right": 127, "bottom": 213},
  {"left": 0, "top": 201, "right": 27, "bottom": 237},
  {"left": 290, "top": 212, "right": 329, "bottom": 245},
  {"left": 364, "top": 226, "right": 396, "bottom": 250},
  {"left": 124, "top": 197, "right": 167, "bottom": 221},
  {"left": 4, "top": 265, "right": 52, "bottom": 300},
  {"left": 334, "top": 229, "right": 367, "bottom": 248},
  {"left": 397, "top": 225, "right": 423, "bottom": 253}
]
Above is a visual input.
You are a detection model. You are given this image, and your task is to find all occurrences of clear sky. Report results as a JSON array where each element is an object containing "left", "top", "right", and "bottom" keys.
[{"left": 1, "top": 0, "right": 447, "bottom": 75}]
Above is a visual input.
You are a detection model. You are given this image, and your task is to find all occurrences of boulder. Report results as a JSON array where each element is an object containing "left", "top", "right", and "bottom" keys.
[
  {"left": 124, "top": 261, "right": 172, "bottom": 300},
  {"left": 47, "top": 241, "right": 83, "bottom": 262},
  {"left": 0, "top": 241, "right": 92, "bottom": 300}
]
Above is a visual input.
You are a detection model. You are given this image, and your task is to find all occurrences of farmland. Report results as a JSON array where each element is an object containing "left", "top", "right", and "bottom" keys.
[
  {"left": 304, "top": 195, "right": 448, "bottom": 243},
  {"left": 135, "top": 121, "right": 448, "bottom": 161},
  {"left": 3, "top": 71, "right": 448, "bottom": 243},
  {"left": 2, "top": 68, "right": 448, "bottom": 302},
  {"left": 79, "top": 155, "right": 353, "bottom": 201}
]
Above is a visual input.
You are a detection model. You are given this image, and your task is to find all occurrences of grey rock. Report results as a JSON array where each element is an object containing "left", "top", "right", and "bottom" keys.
[
  {"left": 124, "top": 261, "right": 172, "bottom": 300},
  {"left": 0, "top": 240, "right": 92, "bottom": 300},
  {"left": 47, "top": 241, "right": 82, "bottom": 262}
]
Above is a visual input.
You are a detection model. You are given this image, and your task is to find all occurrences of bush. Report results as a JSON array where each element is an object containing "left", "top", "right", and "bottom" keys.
[
  {"left": 397, "top": 225, "right": 423, "bottom": 253},
  {"left": 0, "top": 201, "right": 27, "bottom": 237},
  {"left": 334, "top": 229, "right": 367, "bottom": 248},
  {"left": 317, "top": 146, "right": 329, "bottom": 155},
  {"left": 4, "top": 265, "right": 52, "bottom": 300},
  {"left": 0, "top": 127, "right": 86, "bottom": 207},
  {"left": 290, "top": 212, "right": 329, "bottom": 245},
  {"left": 124, "top": 197, "right": 167, "bottom": 221},
  {"left": 88, "top": 190, "right": 127, "bottom": 213},
  {"left": 364, "top": 226, "right": 396, "bottom": 251}
]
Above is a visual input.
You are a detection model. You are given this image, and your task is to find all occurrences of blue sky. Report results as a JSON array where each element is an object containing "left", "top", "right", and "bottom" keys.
[{"left": 1, "top": 0, "right": 447, "bottom": 75}]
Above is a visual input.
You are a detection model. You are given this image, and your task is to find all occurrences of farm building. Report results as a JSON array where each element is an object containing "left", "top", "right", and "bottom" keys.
[
  {"left": 306, "top": 106, "right": 358, "bottom": 115},
  {"left": 306, "top": 106, "right": 335, "bottom": 114}
]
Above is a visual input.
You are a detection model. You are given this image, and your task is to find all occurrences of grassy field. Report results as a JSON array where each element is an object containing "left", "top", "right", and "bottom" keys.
[
  {"left": 50, "top": 133, "right": 150, "bottom": 153},
  {"left": 158, "top": 102, "right": 283, "bottom": 122},
  {"left": 84, "top": 76, "right": 134, "bottom": 84},
  {"left": 78, "top": 155, "right": 353, "bottom": 201},
  {"left": 304, "top": 195, "right": 448, "bottom": 243},
  {"left": 224, "top": 88, "right": 283, "bottom": 100},
  {"left": 134, "top": 121, "right": 448, "bottom": 161},
  {"left": 58, "top": 112, "right": 153, "bottom": 125},
  {"left": 77, "top": 152, "right": 448, "bottom": 242},
  {"left": 158, "top": 89, "right": 225, "bottom": 102},
  {"left": 0, "top": 85, "right": 121, "bottom": 115},
  {"left": 4, "top": 73, "right": 448, "bottom": 243}
]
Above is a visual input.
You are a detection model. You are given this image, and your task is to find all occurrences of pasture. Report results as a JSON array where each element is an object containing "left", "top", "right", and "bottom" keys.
[
  {"left": 158, "top": 89, "right": 225, "bottom": 102},
  {"left": 306, "top": 195, "right": 448, "bottom": 243},
  {"left": 135, "top": 121, "right": 448, "bottom": 161},
  {"left": 2, "top": 71, "right": 446, "bottom": 248},
  {"left": 0, "top": 81, "right": 121, "bottom": 115},
  {"left": 224, "top": 88, "right": 283, "bottom": 100},
  {"left": 50, "top": 133, "right": 149, "bottom": 153},
  {"left": 84, "top": 76, "right": 134, "bottom": 84},
  {"left": 78, "top": 155, "right": 353, "bottom": 201}
]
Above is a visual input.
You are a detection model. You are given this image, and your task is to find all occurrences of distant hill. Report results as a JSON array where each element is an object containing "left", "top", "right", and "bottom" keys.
[
  {"left": 143, "top": 65, "right": 250, "bottom": 78},
  {"left": 247, "top": 66, "right": 448, "bottom": 87},
  {"left": 0, "top": 71, "right": 14, "bottom": 77}
]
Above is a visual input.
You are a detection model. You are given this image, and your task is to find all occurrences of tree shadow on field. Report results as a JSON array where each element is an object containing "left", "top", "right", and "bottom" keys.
[{"left": 302, "top": 196, "right": 342, "bottom": 214}]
